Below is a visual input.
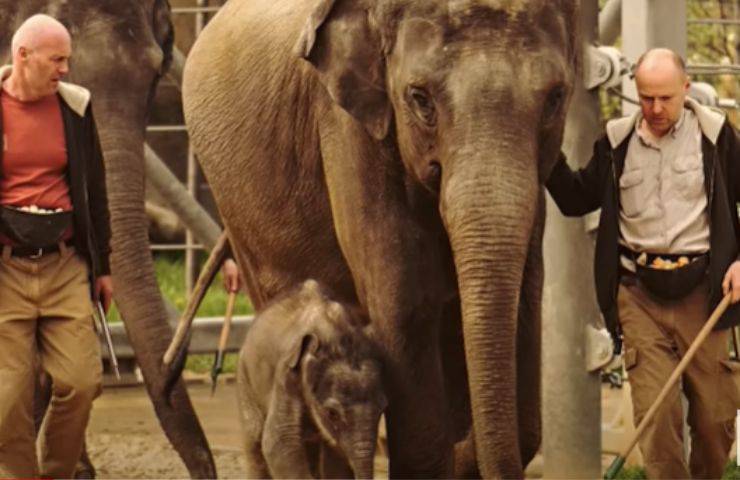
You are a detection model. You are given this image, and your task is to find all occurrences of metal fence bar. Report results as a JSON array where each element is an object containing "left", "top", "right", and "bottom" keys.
[
  {"left": 146, "top": 125, "right": 188, "bottom": 132},
  {"left": 151, "top": 244, "right": 205, "bottom": 251},
  {"left": 171, "top": 6, "right": 221, "bottom": 14},
  {"left": 687, "top": 18, "right": 740, "bottom": 26},
  {"left": 687, "top": 64, "right": 740, "bottom": 75}
]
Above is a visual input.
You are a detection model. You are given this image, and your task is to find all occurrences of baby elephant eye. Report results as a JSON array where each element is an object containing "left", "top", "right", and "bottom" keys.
[
  {"left": 326, "top": 406, "right": 342, "bottom": 424},
  {"left": 407, "top": 86, "right": 436, "bottom": 125},
  {"left": 543, "top": 85, "right": 566, "bottom": 122}
]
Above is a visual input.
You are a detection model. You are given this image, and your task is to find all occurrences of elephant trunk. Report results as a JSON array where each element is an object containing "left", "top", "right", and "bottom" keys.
[
  {"left": 95, "top": 113, "right": 217, "bottom": 478},
  {"left": 347, "top": 437, "right": 377, "bottom": 479},
  {"left": 441, "top": 140, "right": 538, "bottom": 478}
]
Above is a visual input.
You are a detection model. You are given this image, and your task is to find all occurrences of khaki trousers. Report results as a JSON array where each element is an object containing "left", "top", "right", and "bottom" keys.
[
  {"left": 618, "top": 276, "right": 739, "bottom": 479},
  {"left": 0, "top": 245, "right": 102, "bottom": 479}
]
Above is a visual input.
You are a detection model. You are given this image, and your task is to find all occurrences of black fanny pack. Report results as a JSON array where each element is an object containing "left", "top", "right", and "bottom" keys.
[
  {"left": 627, "top": 250, "right": 709, "bottom": 300},
  {"left": 0, "top": 206, "right": 72, "bottom": 248}
]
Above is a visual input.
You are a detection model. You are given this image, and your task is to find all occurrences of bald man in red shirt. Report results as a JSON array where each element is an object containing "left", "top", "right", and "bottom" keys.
[{"left": 0, "top": 14, "right": 112, "bottom": 478}]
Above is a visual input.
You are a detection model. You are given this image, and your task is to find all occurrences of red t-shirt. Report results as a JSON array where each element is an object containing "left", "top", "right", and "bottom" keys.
[{"left": 0, "top": 89, "right": 73, "bottom": 243}]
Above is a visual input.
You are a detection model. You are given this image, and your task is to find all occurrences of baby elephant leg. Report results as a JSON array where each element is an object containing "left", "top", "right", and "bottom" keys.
[
  {"left": 237, "top": 367, "right": 270, "bottom": 478},
  {"left": 262, "top": 393, "right": 314, "bottom": 478}
]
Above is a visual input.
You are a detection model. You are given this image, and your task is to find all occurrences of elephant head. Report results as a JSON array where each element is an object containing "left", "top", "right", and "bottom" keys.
[
  {"left": 0, "top": 1, "right": 215, "bottom": 477},
  {"left": 297, "top": 0, "right": 578, "bottom": 475},
  {"left": 293, "top": 297, "right": 386, "bottom": 479}
]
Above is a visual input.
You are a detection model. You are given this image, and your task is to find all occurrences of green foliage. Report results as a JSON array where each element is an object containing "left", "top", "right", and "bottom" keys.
[
  {"left": 106, "top": 251, "right": 254, "bottom": 324},
  {"left": 724, "top": 459, "right": 740, "bottom": 480},
  {"left": 613, "top": 465, "right": 647, "bottom": 480},
  {"left": 185, "top": 352, "right": 239, "bottom": 374}
]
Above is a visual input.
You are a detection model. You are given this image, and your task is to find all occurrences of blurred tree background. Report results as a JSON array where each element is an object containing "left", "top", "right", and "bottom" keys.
[{"left": 598, "top": 0, "right": 739, "bottom": 126}]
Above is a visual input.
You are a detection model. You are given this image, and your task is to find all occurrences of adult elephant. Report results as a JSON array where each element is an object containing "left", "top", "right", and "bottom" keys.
[
  {"left": 0, "top": 2, "right": 216, "bottom": 478},
  {"left": 183, "top": 0, "right": 577, "bottom": 477}
]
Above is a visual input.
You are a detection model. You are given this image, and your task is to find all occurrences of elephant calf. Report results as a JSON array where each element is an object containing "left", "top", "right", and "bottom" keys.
[{"left": 237, "top": 280, "right": 386, "bottom": 479}]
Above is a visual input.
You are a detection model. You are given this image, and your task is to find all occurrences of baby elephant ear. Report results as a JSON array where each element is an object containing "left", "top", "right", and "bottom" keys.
[
  {"left": 294, "top": 0, "right": 391, "bottom": 141},
  {"left": 287, "top": 333, "right": 319, "bottom": 370}
]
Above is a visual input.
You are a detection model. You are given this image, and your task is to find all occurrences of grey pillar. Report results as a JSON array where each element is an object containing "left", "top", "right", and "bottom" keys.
[
  {"left": 621, "top": 0, "right": 687, "bottom": 114},
  {"left": 542, "top": 0, "right": 603, "bottom": 477},
  {"left": 144, "top": 143, "right": 221, "bottom": 250},
  {"left": 599, "top": 0, "right": 622, "bottom": 46}
]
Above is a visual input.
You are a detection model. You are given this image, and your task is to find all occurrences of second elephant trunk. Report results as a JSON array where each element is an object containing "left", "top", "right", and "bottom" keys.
[
  {"left": 96, "top": 116, "right": 216, "bottom": 478},
  {"left": 442, "top": 145, "right": 539, "bottom": 478}
]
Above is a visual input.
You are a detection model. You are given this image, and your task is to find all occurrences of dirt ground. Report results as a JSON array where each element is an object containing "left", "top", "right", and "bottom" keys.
[
  {"left": 83, "top": 379, "right": 662, "bottom": 479},
  {"left": 86, "top": 376, "right": 389, "bottom": 479}
]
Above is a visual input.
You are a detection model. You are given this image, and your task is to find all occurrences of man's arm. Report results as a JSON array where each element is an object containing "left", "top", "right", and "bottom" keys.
[
  {"left": 545, "top": 139, "right": 608, "bottom": 217},
  {"left": 721, "top": 121, "right": 740, "bottom": 303}
]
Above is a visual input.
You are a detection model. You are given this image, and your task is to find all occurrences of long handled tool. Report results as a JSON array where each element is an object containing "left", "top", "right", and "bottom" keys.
[
  {"left": 211, "top": 290, "right": 237, "bottom": 396},
  {"left": 604, "top": 293, "right": 732, "bottom": 479},
  {"left": 94, "top": 301, "right": 120, "bottom": 381}
]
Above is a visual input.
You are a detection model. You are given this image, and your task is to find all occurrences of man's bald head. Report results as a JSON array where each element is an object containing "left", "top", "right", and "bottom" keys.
[
  {"left": 632, "top": 48, "right": 690, "bottom": 137},
  {"left": 634, "top": 48, "right": 687, "bottom": 81},
  {"left": 11, "top": 14, "right": 71, "bottom": 58},
  {"left": 5, "top": 14, "right": 72, "bottom": 100}
]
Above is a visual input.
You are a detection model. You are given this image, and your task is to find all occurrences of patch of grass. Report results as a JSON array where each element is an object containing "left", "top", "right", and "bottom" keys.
[
  {"left": 612, "top": 465, "right": 646, "bottom": 480},
  {"left": 724, "top": 459, "right": 740, "bottom": 480},
  {"left": 105, "top": 252, "right": 253, "bottom": 374},
  {"left": 106, "top": 251, "right": 254, "bottom": 324},
  {"left": 185, "top": 352, "right": 239, "bottom": 374}
]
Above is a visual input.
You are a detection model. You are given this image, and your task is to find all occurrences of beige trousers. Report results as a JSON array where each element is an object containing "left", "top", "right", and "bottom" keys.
[
  {"left": 0, "top": 245, "right": 102, "bottom": 479},
  {"left": 618, "top": 276, "right": 739, "bottom": 479}
]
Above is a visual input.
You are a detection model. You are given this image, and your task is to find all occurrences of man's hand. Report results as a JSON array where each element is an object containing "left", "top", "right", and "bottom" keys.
[
  {"left": 95, "top": 275, "right": 114, "bottom": 313},
  {"left": 722, "top": 261, "right": 740, "bottom": 303},
  {"left": 222, "top": 258, "right": 242, "bottom": 293}
]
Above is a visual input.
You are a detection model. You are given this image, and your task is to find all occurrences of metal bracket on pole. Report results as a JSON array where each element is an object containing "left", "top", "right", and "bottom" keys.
[
  {"left": 688, "top": 82, "right": 739, "bottom": 109},
  {"left": 584, "top": 45, "right": 629, "bottom": 90}
]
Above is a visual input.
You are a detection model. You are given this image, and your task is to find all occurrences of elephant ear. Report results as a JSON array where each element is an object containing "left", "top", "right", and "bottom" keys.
[
  {"left": 287, "top": 333, "right": 319, "bottom": 371},
  {"left": 295, "top": 0, "right": 391, "bottom": 141}
]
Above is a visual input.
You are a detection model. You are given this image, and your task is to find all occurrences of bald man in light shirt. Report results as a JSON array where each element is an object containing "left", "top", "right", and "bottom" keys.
[
  {"left": 546, "top": 48, "right": 740, "bottom": 478},
  {"left": 0, "top": 14, "right": 112, "bottom": 478}
]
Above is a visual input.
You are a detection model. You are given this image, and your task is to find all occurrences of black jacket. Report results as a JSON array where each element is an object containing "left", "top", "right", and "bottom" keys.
[
  {"left": 0, "top": 88, "right": 112, "bottom": 284},
  {"left": 546, "top": 104, "right": 740, "bottom": 346}
]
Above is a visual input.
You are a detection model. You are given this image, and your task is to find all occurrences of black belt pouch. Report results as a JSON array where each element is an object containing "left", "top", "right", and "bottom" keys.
[
  {"left": 0, "top": 206, "right": 72, "bottom": 248},
  {"left": 635, "top": 254, "right": 709, "bottom": 300}
]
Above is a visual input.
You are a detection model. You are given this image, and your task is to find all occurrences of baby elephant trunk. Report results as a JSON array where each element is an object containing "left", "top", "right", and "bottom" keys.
[{"left": 348, "top": 437, "right": 377, "bottom": 479}]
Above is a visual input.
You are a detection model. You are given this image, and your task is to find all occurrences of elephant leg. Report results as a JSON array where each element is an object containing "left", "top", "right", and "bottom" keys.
[
  {"left": 319, "top": 443, "right": 354, "bottom": 479},
  {"left": 237, "top": 367, "right": 270, "bottom": 479},
  {"left": 516, "top": 194, "right": 545, "bottom": 466}
]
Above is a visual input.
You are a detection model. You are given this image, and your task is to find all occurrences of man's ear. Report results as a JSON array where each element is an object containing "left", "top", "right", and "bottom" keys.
[
  {"left": 287, "top": 333, "right": 319, "bottom": 370},
  {"left": 294, "top": 0, "right": 391, "bottom": 141}
]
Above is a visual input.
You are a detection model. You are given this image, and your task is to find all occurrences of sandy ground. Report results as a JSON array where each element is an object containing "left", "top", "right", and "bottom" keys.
[
  {"left": 84, "top": 378, "right": 645, "bottom": 479},
  {"left": 87, "top": 376, "right": 390, "bottom": 479}
]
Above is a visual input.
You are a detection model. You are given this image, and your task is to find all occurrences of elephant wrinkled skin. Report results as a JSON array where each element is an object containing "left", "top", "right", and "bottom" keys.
[
  {"left": 184, "top": 0, "right": 577, "bottom": 477},
  {"left": 0, "top": 2, "right": 216, "bottom": 477}
]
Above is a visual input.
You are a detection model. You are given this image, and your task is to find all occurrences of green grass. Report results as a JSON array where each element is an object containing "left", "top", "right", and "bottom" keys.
[
  {"left": 106, "top": 251, "right": 254, "bottom": 374},
  {"left": 106, "top": 251, "right": 254, "bottom": 323}
]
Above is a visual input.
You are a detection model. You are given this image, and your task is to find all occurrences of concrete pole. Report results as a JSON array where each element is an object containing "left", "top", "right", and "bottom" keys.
[
  {"left": 599, "top": 0, "right": 622, "bottom": 46},
  {"left": 621, "top": 0, "right": 687, "bottom": 114},
  {"left": 542, "top": 0, "right": 603, "bottom": 478},
  {"left": 144, "top": 144, "right": 221, "bottom": 250}
]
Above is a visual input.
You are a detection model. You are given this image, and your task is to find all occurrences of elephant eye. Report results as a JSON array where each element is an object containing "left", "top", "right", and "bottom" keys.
[
  {"left": 407, "top": 86, "right": 436, "bottom": 126},
  {"left": 543, "top": 84, "right": 566, "bottom": 123},
  {"left": 326, "top": 405, "right": 342, "bottom": 426}
]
